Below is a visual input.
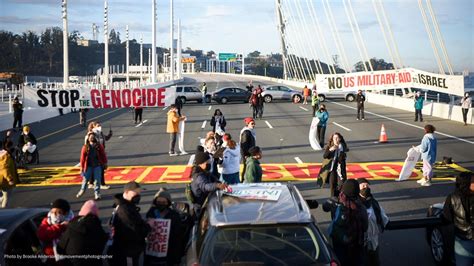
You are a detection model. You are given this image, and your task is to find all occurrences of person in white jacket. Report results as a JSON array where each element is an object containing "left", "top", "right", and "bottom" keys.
[
  {"left": 460, "top": 92, "right": 472, "bottom": 126},
  {"left": 221, "top": 135, "right": 241, "bottom": 184}
]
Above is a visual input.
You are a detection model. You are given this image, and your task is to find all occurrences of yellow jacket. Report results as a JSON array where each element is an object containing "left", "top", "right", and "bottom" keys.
[
  {"left": 167, "top": 110, "right": 180, "bottom": 133},
  {"left": 0, "top": 150, "right": 19, "bottom": 190}
]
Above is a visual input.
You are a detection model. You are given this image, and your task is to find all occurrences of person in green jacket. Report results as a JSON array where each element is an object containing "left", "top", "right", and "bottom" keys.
[
  {"left": 244, "top": 146, "right": 262, "bottom": 183},
  {"left": 311, "top": 87, "right": 319, "bottom": 117},
  {"left": 414, "top": 91, "right": 424, "bottom": 122}
]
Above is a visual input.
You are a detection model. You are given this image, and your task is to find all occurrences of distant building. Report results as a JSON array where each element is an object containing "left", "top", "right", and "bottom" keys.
[{"left": 77, "top": 39, "right": 99, "bottom": 47}]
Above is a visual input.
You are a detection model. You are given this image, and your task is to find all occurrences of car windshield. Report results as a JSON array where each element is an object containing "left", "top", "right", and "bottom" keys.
[{"left": 201, "top": 225, "right": 327, "bottom": 266}]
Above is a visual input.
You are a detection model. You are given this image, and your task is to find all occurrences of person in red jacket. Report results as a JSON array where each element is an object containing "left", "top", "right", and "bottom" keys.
[
  {"left": 37, "top": 198, "right": 74, "bottom": 265},
  {"left": 76, "top": 133, "right": 107, "bottom": 200}
]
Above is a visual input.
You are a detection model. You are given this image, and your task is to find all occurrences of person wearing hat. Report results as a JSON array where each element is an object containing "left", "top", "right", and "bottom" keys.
[
  {"left": 315, "top": 104, "right": 329, "bottom": 147},
  {"left": 414, "top": 91, "right": 424, "bottom": 122},
  {"left": 190, "top": 151, "right": 228, "bottom": 217},
  {"left": 12, "top": 96, "right": 23, "bottom": 129},
  {"left": 37, "top": 199, "right": 74, "bottom": 264},
  {"left": 145, "top": 188, "right": 184, "bottom": 265},
  {"left": 17, "top": 125, "right": 38, "bottom": 162},
  {"left": 244, "top": 146, "right": 263, "bottom": 183},
  {"left": 240, "top": 117, "right": 256, "bottom": 182},
  {"left": 358, "top": 178, "right": 389, "bottom": 266},
  {"left": 57, "top": 200, "right": 108, "bottom": 266},
  {"left": 109, "top": 181, "right": 151, "bottom": 266},
  {"left": 323, "top": 179, "right": 368, "bottom": 266}
]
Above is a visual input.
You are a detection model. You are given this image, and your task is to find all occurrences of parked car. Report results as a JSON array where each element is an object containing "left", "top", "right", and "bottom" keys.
[
  {"left": 170, "top": 85, "right": 203, "bottom": 104},
  {"left": 426, "top": 203, "right": 455, "bottom": 265},
  {"left": 207, "top": 87, "right": 252, "bottom": 104},
  {"left": 185, "top": 183, "right": 339, "bottom": 266},
  {"left": 317, "top": 90, "right": 357, "bottom": 102},
  {"left": 262, "top": 85, "right": 302, "bottom": 103},
  {"left": 0, "top": 208, "right": 49, "bottom": 266}
]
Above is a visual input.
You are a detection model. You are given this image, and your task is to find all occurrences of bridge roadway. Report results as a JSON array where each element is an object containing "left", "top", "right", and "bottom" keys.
[{"left": 5, "top": 73, "right": 474, "bottom": 266}]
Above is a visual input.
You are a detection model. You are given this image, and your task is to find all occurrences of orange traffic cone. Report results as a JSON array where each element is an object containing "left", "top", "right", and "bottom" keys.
[{"left": 379, "top": 124, "right": 388, "bottom": 143}]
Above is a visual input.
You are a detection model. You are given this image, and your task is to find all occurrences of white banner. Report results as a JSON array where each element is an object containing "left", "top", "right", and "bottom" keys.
[
  {"left": 315, "top": 67, "right": 465, "bottom": 96},
  {"left": 309, "top": 117, "right": 322, "bottom": 151},
  {"left": 25, "top": 84, "right": 176, "bottom": 108},
  {"left": 146, "top": 218, "right": 171, "bottom": 258},
  {"left": 225, "top": 188, "right": 282, "bottom": 201}
]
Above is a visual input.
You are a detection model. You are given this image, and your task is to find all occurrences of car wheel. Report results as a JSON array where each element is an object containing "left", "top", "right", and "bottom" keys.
[
  {"left": 429, "top": 228, "right": 447, "bottom": 265},
  {"left": 264, "top": 95, "right": 273, "bottom": 103},
  {"left": 179, "top": 97, "right": 186, "bottom": 104},
  {"left": 293, "top": 95, "right": 302, "bottom": 103},
  {"left": 197, "top": 99, "right": 203, "bottom": 103},
  {"left": 220, "top": 97, "right": 228, "bottom": 104},
  {"left": 205, "top": 96, "right": 211, "bottom": 103},
  {"left": 346, "top": 94, "right": 355, "bottom": 102},
  {"left": 318, "top": 95, "right": 326, "bottom": 102}
]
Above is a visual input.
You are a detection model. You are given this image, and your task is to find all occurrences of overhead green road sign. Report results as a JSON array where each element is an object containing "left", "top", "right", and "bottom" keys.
[{"left": 219, "top": 53, "right": 237, "bottom": 61}]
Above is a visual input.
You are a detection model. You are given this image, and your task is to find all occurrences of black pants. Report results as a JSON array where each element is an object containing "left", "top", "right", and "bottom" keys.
[
  {"left": 13, "top": 115, "right": 22, "bottom": 128},
  {"left": 357, "top": 104, "right": 365, "bottom": 119},
  {"left": 462, "top": 108, "right": 469, "bottom": 124},
  {"left": 258, "top": 105, "right": 264, "bottom": 118},
  {"left": 241, "top": 156, "right": 248, "bottom": 182},
  {"left": 134, "top": 109, "right": 143, "bottom": 123},
  {"left": 329, "top": 170, "right": 345, "bottom": 197},
  {"left": 312, "top": 105, "right": 318, "bottom": 117},
  {"left": 365, "top": 247, "right": 381, "bottom": 266},
  {"left": 317, "top": 125, "right": 326, "bottom": 147},
  {"left": 415, "top": 109, "right": 423, "bottom": 121},
  {"left": 169, "top": 133, "right": 177, "bottom": 153},
  {"left": 252, "top": 106, "right": 258, "bottom": 119}
]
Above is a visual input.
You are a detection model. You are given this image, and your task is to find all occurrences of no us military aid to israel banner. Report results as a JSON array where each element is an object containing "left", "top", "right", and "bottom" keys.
[{"left": 25, "top": 84, "right": 176, "bottom": 109}]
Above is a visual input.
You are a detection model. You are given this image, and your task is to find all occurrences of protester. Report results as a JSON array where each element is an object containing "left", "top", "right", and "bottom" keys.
[
  {"left": 221, "top": 135, "right": 241, "bottom": 184},
  {"left": 210, "top": 109, "right": 227, "bottom": 133},
  {"left": 78, "top": 108, "right": 88, "bottom": 127},
  {"left": 37, "top": 198, "right": 74, "bottom": 265},
  {"left": 84, "top": 121, "right": 111, "bottom": 190},
  {"left": 12, "top": 96, "right": 23, "bottom": 129},
  {"left": 174, "top": 95, "right": 183, "bottom": 117},
  {"left": 76, "top": 133, "right": 107, "bottom": 200},
  {"left": 109, "top": 181, "right": 151, "bottom": 266},
  {"left": 256, "top": 85, "right": 265, "bottom": 119},
  {"left": 244, "top": 146, "right": 263, "bottom": 183},
  {"left": 311, "top": 86, "right": 319, "bottom": 117},
  {"left": 358, "top": 178, "right": 389, "bottom": 266},
  {"left": 442, "top": 172, "right": 474, "bottom": 266},
  {"left": 249, "top": 88, "right": 260, "bottom": 119},
  {"left": 57, "top": 200, "right": 108, "bottom": 266},
  {"left": 315, "top": 104, "right": 329, "bottom": 147},
  {"left": 203, "top": 137, "right": 219, "bottom": 178},
  {"left": 460, "top": 92, "right": 472, "bottom": 126},
  {"left": 145, "top": 188, "right": 184, "bottom": 266},
  {"left": 201, "top": 82, "right": 207, "bottom": 104},
  {"left": 415, "top": 124, "right": 437, "bottom": 186},
  {"left": 92, "top": 121, "right": 113, "bottom": 148},
  {"left": 2, "top": 130, "right": 14, "bottom": 155},
  {"left": 303, "top": 85, "right": 310, "bottom": 105},
  {"left": 322, "top": 179, "right": 368, "bottom": 266},
  {"left": 18, "top": 125, "right": 38, "bottom": 163},
  {"left": 190, "top": 152, "right": 228, "bottom": 217},
  {"left": 356, "top": 90, "right": 366, "bottom": 120},
  {"left": 317, "top": 132, "right": 349, "bottom": 197},
  {"left": 240, "top": 118, "right": 256, "bottom": 182},
  {"left": 0, "top": 142, "right": 18, "bottom": 208},
  {"left": 167, "top": 104, "right": 186, "bottom": 156},
  {"left": 134, "top": 106, "right": 143, "bottom": 124},
  {"left": 246, "top": 80, "right": 254, "bottom": 92},
  {"left": 414, "top": 91, "right": 424, "bottom": 122}
]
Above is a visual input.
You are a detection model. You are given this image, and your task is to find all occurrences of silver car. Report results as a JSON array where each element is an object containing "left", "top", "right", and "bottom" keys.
[
  {"left": 317, "top": 90, "right": 357, "bottom": 102},
  {"left": 172, "top": 85, "right": 203, "bottom": 104},
  {"left": 262, "top": 85, "right": 302, "bottom": 103}
]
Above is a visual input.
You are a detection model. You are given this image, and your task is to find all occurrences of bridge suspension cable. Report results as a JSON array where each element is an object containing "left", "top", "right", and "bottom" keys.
[
  {"left": 377, "top": 0, "right": 404, "bottom": 68},
  {"left": 342, "top": 0, "right": 367, "bottom": 72},
  {"left": 371, "top": 0, "right": 398, "bottom": 70},
  {"left": 347, "top": 0, "right": 373, "bottom": 71}
]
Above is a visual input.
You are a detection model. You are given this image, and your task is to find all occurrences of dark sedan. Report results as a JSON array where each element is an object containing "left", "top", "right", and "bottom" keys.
[
  {"left": 0, "top": 208, "right": 49, "bottom": 266},
  {"left": 426, "top": 203, "right": 455, "bottom": 265},
  {"left": 206, "top": 87, "right": 251, "bottom": 104}
]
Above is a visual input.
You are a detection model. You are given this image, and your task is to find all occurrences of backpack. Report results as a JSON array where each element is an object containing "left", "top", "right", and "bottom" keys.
[
  {"left": 185, "top": 183, "right": 196, "bottom": 203},
  {"left": 329, "top": 205, "right": 352, "bottom": 244}
]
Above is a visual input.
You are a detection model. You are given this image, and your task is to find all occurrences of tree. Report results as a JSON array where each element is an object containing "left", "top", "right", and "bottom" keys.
[
  {"left": 41, "top": 27, "right": 62, "bottom": 72},
  {"left": 109, "top": 29, "right": 121, "bottom": 45},
  {"left": 248, "top": 50, "right": 261, "bottom": 58},
  {"left": 354, "top": 58, "right": 394, "bottom": 72}
]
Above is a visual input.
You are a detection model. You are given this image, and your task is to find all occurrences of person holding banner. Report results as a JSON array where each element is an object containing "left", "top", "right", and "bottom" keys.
[
  {"left": 414, "top": 124, "right": 437, "bottom": 187},
  {"left": 167, "top": 104, "right": 186, "bottom": 156},
  {"left": 414, "top": 91, "right": 424, "bottom": 122},
  {"left": 461, "top": 92, "right": 472, "bottom": 126},
  {"left": 315, "top": 104, "right": 329, "bottom": 147},
  {"left": 356, "top": 90, "right": 366, "bottom": 120}
]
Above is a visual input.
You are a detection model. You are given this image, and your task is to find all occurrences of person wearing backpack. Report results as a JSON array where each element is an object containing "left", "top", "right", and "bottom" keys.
[
  {"left": 358, "top": 178, "right": 389, "bottom": 266},
  {"left": 323, "top": 179, "right": 368, "bottom": 266}
]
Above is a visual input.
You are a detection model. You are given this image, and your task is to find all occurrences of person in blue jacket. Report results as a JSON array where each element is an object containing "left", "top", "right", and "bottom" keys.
[
  {"left": 316, "top": 104, "right": 329, "bottom": 147},
  {"left": 414, "top": 91, "right": 424, "bottom": 122},
  {"left": 415, "top": 124, "right": 437, "bottom": 186}
]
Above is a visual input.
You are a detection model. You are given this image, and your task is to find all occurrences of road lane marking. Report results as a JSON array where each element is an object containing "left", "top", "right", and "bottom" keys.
[
  {"left": 74, "top": 162, "right": 80, "bottom": 167},
  {"left": 208, "top": 106, "right": 212, "bottom": 111},
  {"left": 265, "top": 120, "right": 274, "bottom": 129},
  {"left": 330, "top": 101, "right": 474, "bottom": 145},
  {"left": 162, "top": 106, "right": 169, "bottom": 111},
  {"left": 135, "top": 122, "right": 143, "bottom": 128},
  {"left": 294, "top": 157, "right": 303, "bottom": 164},
  {"left": 187, "top": 154, "right": 195, "bottom": 166},
  {"left": 201, "top": 120, "right": 207, "bottom": 129},
  {"left": 299, "top": 106, "right": 309, "bottom": 111},
  {"left": 118, "top": 136, "right": 123, "bottom": 139},
  {"left": 332, "top": 122, "right": 352, "bottom": 131},
  {"left": 143, "top": 119, "right": 148, "bottom": 124},
  {"left": 37, "top": 109, "right": 121, "bottom": 141}
]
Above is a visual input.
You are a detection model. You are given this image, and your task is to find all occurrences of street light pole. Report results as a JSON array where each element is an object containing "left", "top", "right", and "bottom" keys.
[
  {"left": 104, "top": 0, "right": 109, "bottom": 87},
  {"left": 177, "top": 19, "right": 182, "bottom": 79},
  {"left": 140, "top": 36, "right": 143, "bottom": 85},
  {"left": 151, "top": 0, "right": 157, "bottom": 83},
  {"left": 126, "top": 25, "right": 129, "bottom": 87},
  {"left": 62, "top": 0, "right": 69, "bottom": 89},
  {"left": 169, "top": 0, "right": 174, "bottom": 80}
]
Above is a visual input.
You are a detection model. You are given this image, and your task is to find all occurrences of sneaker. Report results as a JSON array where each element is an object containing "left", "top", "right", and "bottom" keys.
[
  {"left": 100, "top": 185, "right": 110, "bottom": 190},
  {"left": 421, "top": 180, "right": 432, "bottom": 186},
  {"left": 416, "top": 178, "right": 426, "bottom": 184},
  {"left": 362, "top": 118, "right": 365, "bottom": 120},
  {"left": 88, "top": 184, "right": 94, "bottom": 189},
  {"left": 95, "top": 193, "right": 101, "bottom": 200},
  {"left": 169, "top": 153, "right": 178, "bottom": 157},
  {"left": 76, "top": 190, "right": 85, "bottom": 198},
  {"left": 179, "top": 151, "right": 189, "bottom": 155}
]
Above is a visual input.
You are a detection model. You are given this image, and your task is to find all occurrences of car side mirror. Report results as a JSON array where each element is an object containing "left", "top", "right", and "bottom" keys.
[{"left": 306, "top": 199, "right": 319, "bottom": 209}]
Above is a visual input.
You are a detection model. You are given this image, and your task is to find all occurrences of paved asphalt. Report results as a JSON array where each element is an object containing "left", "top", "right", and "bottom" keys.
[{"left": 4, "top": 73, "right": 474, "bottom": 266}]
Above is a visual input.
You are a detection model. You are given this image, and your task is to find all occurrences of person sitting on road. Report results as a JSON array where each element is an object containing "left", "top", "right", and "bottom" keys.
[
  {"left": 37, "top": 198, "right": 74, "bottom": 265},
  {"left": 17, "top": 125, "right": 38, "bottom": 161},
  {"left": 358, "top": 178, "right": 389, "bottom": 266},
  {"left": 442, "top": 172, "right": 474, "bottom": 266},
  {"left": 57, "top": 200, "right": 108, "bottom": 266},
  {"left": 145, "top": 188, "right": 184, "bottom": 266},
  {"left": 244, "top": 146, "right": 263, "bottom": 183},
  {"left": 322, "top": 179, "right": 368, "bottom": 266},
  {"left": 190, "top": 152, "right": 228, "bottom": 218}
]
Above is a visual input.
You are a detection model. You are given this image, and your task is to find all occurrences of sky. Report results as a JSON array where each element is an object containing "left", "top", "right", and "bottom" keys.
[{"left": 0, "top": 0, "right": 473, "bottom": 72}]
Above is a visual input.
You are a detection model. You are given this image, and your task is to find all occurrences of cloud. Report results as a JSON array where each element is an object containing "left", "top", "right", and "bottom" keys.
[
  {"left": 204, "top": 5, "right": 233, "bottom": 17},
  {"left": 0, "top": 15, "right": 58, "bottom": 25}
]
